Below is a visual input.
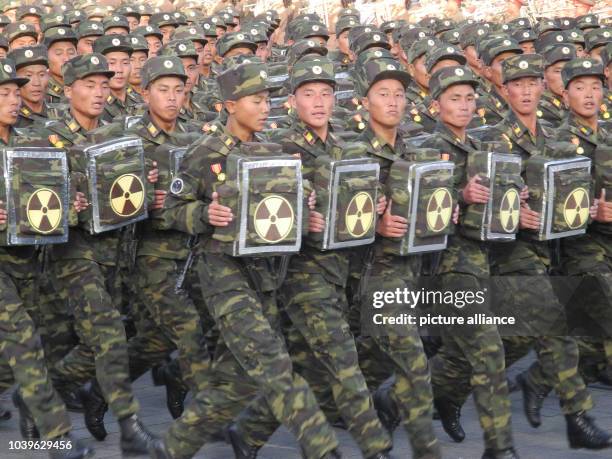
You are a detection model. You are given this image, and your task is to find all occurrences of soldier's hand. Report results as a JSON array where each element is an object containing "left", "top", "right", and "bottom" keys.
[
  {"left": 376, "top": 195, "right": 387, "bottom": 215},
  {"left": 309, "top": 210, "right": 325, "bottom": 233},
  {"left": 0, "top": 200, "right": 6, "bottom": 225},
  {"left": 208, "top": 191, "right": 233, "bottom": 226},
  {"left": 594, "top": 189, "right": 612, "bottom": 223},
  {"left": 150, "top": 190, "right": 167, "bottom": 211},
  {"left": 308, "top": 190, "right": 316, "bottom": 211},
  {"left": 376, "top": 198, "right": 408, "bottom": 238},
  {"left": 520, "top": 186, "right": 529, "bottom": 202},
  {"left": 462, "top": 174, "right": 489, "bottom": 204},
  {"left": 73, "top": 192, "right": 89, "bottom": 213},
  {"left": 519, "top": 203, "right": 540, "bottom": 230},
  {"left": 452, "top": 204, "right": 459, "bottom": 225},
  {"left": 147, "top": 161, "right": 159, "bottom": 184}
]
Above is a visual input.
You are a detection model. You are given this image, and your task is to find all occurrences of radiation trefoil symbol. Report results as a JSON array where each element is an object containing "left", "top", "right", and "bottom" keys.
[
  {"left": 426, "top": 188, "right": 452, "bottom": 232},
  {"left": 345, "top": 191, "right": 374, "bottom": 238},
  {"left": 109, "top": 174, "right": 145, "bottom": 217},
  {"left": 563, "top": 187, "right": 589, "bottom": 229},
  {"left": 499, "top": 188, "right": 520, "bottom": 233},
  {"left": 254, "top": 195, "right": 294, "bottom": 243},
  {"left": 27, "top": 188, "right": 62, "bottom": 234}
]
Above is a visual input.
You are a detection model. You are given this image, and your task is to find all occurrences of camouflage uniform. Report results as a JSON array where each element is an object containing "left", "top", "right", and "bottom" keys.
[
  {"left": 42, "top": 26, "right": 79, "bottom": 106},
  {"left": 157, "top": 61, "right": 339, "bottom": 459},
  {"left": 538, "top": 44, "right": 577, "bottom": 128}
]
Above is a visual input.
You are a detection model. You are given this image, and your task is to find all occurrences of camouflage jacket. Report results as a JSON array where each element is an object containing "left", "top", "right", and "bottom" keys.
[
  {"left": 476, "top": 87, "right": 508, "bottom": 126},
  {"left": 15, "top": 102, "right": 54, "bottom": 129},
  {"left": 328, "top": 49, "right": 352, "bottom": 71},
  {"left": 100, "top": 87, "right": 144, "bottom": 124},
  {"left": 357, "top": 124, "right": 410, "bottom": 184},
  {"left": 46, "top": 75, "right": 65, "bottom": 104},
  {"left": 538, "top": 90, "right": 567, "bottom": 129},
  {"left": 177, "top": 91, "right": 217, "bottom": 126},
  {"left": 405, "top": 80, "right": 428, "bottom": 107},
  {"left": 600, "top": 89, "right": 612, "bottom": 122}
]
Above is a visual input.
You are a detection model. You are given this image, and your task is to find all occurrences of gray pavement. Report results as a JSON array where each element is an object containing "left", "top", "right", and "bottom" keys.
[{"left": 1, "top": 354, "right": 611, "bottom": 459}]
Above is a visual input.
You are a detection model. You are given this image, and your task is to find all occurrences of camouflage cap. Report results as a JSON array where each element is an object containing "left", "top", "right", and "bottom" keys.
[
  {"left": 208, "top": 15, "right": 227, "bottom": 30},
  {"left": 244, "top": 22, "right": 269, "bottom": 43},
  {"left": 76, "top": 20, "right": 104, "bottom": 39},
  {"left": 433, "top": 18, "right": 455, "bottom": 35},
  {"left": 290, "top": 55, "right": 335, "bottom": 92},
  {"left": 356, "top": 47, "right": 395, "bottom": 68},
  {"left": 286, "top": 39, "right": 327, "bottom": 67},
  {"left": 480, "top": 36, "right": 522, "bottom": 66},
  {"left": 0, "top": 59, "right": 30, "bottom": 87},
  {"left": 219, "top": 11, "right": 234, "bottom": 26},
  {"left": 425, "top": 44, "right": 466, "bottom": 72},
  {"left": 536, "top": 18, "right": 561, "bottom": 36},
  {"left": 43, "top": 26, "right": 78, "bottom": 48},
  {"left": 400, "top": 27, "right": 432, "bottom": 52},
  {"left": 127, "top": 34, "right": 149, "bottom": 53},
  {"left": 502, "top": 53, "right": 544, "bottom": 83},
  {"left": 141, "top": 56, "right": 188, "bottom": 88},
  {"left": 0, "top": 14, "right": 10, "bottom": 27},
  {"left": 217, "top": 61, "right": 280, "bottom": 101},
  {"left": 347, "top": 25, "right": 378, "bottom": 46},
  {"left": 62, "top": 53, "right": 115, "bottom": 86},
  {"left": 1, "top": 0, "right": 20, "bottom": 13},
  {"left": 200, "top": 18, "right": 219, "bottom": 37},
  {"left": 40, "top": 13, "right": 70, "bottom": 32},
  {"left": 338, "top": 7, "right": 359, "bottom": 20},
  {"left": 512, "top": 28, "right": 537, "bottom": 44},
  {"left": 8, "top": 44, "right": 48, "bottom": 69},
  {"left": 184, "top": 10, "right": 203, "bottom": 24},
  {"left": 561, "top": 58, "right": 605, "bottom": 88},
  {"left": 459, "top": 23, "right": 489, "bottom": 49},
  {"left": 407, "top": 37, "right": 441, "bottom": 63},
  {"left": 508, "top": 18, "right": 531, "bottom": 30},
  {"left": 103, "top": 14, "right": 130, "bottom": 32},
  {"left": 149, "top": 12, "right": 178, "bottom": 29},
  {"left": 558, "top": 17, "right": 576, "bottom": 30},
  {"left": 17, "top": 5, "right": 43, "bottom": 19},
  {"left": 576, "top": 14, "right": 599, "bottom": 30},
  {"left": 216, "top": 32, "right": 257, "bottom": 58},
  {"left": 116, "top": 5, "right": 141, "bottom": 20},
  {"left": 381, "top": 20, "right": 402, "bottom": 34},
  {"left": 137, "top": 4, "right": 154, "bottom": 16},
  {"left": 535, "top": 31, "right": 571, "bottom": 53},
  {"left": 222, "top": 54, "right": 263, "bottom": 70},
  {"left": 173, "top": 25, "right": 208, "bottom": 45},
  {"left": 429, "top": 65, "right": 479, "bottom": 100},
  {"left": 294, "top": 21, "right": 330, "bottom": 41},
  {"left": 542, "top": 44, "right": 577, "bottom": 67},
  {"left": 85, "top": 6, "right": 107, "bottom": 20},
  {"left": 439, "top": 29, "right": 461, "bottom": 45},
  {"left": 160, "top": 39, "right": 199, "bottom": 60},
  {"left": 93, "top": 35, "right": 133, "bottom": 56},
  {"left": 350, "top": 30, "right": 391, "bottom": 55},
  {"left": 133, "top": 25, "right": 163, "bottom": 40},
  {"left": 5, "top": 22, "right": 38, "bottom": 43},
  {"left": 172, "top": 12, "right": 188, "bottom": 27},
  {"left": 355, "top": 56, "right": 410, "bottom": 97},
  {"left": 566, "top": 29, "right": 585, "bottom": 45},
  {"left": 293, "top": 13, "right": 321, "bottom": 23},
  {"left": 602, "top": 42, "right": 612, "bottom": 67},
  {"left": 335, "top": 15, "right": 359, "bottom": 35},
  {"left": 584, "top": 28, "right": 611, "bottom": 52},
  {"left": 0, "top": 36, "right": 8, "bottom": 51}
]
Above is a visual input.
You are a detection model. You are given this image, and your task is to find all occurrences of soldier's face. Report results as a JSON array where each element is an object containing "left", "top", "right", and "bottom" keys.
[
  {"left": 9, "top": 36, "right": 37, "bottom": 51},
  {"left": 16, "top": 64, "right": 49, "bottom": 105},
  {"left": 563, "top": 76, "right": 603, "bottom": 120},
  {"left": 464, "top": 46, "right": 482, "bottom": 73},
  {"left": 575, "top": 44, "right": 586, "bottom": 58},
  {"left": 22, "top": 15, "right": 41, "bottom": 34},
  {"left": 194, "top": 41, "right": 205, "bottom": 64},
  {"left": 127, "top": 17, "right": 139, "bottom": 31},
  {"left": 408, "top": 55, "right": 429, "bottom": 88},
  {"left": 486, "top": 51, "right": 517, "bottom": 87},
  {"left": 519, "top": 41, "right": 536, "bottom": 55},
  {"left": 224, "top": 47, "right": 253, "bottom": 59},
  {"left": 160, "top": 25, "right": 175, "bottom": 44},
  {"left": 307, "top": 36, "right": 327, "bottom": 46},
  {"left": 181, "top": 57, "right": 199, "bottom": 93},
  {"left": 435, "top": 84, "right": 476, "bottom": 129},
  {"left": 544, "top": 61, "right": 566, "bottom": 97},
  {"left": 429, "top": 59, "right": 463, "bottom": 77},
  {"left": 503, "top": 77, "right": 544, "bottom": 116},
  {"left": 338, "top": 30, "right": 350, "bottom": 55},
  {"left": 105, "top": 27, "right": 129, "bottom": 36},
  {"left": 66, "top": 75, "right": 110, "bottom": 118},
  {"left": 0, "top": 83, "right": 21, "bottom": 126},
  {"left": 589, "top": 46, "right": 604, "bottom": 63},
  {"left": 106, "top": 51, "right": 131, "bottom": 91},
  {"left": 77, "top": 37, "right": 98, "bottom": 55},
  {"left": 216, "top": 27, "right": 226, "bottom": 38},
  {"left": 226, "top": 90, "right": 270, "bottom": 133},
  {"left": 0, "top": 48, "right": 6, "bottom": 59},
  {"left": 256, "top": 42, "right": 270, "bottom": 62},
  {"left": 363, "top": 79, "right": 406, "bottom": 128},
  {"left": 129, "top": 51, "right": 148, "bottom": 86},
  {"left": 203, "top": 38, "right": 216, "bottom": 64},
  {"left": 144, "top": 77, "right": 186, "bottom": 123},
  {"left": 48, "top": 41, "right": 77, "bottom": 78},
  {"left": 606, "top": 64, "right": 612, "bottom": 88},
  {"left": 146, "top": 36, "right": 162, "bottom": 57},
  {"left": 290, "top": 82, "right": 334, "bottom": 130}
]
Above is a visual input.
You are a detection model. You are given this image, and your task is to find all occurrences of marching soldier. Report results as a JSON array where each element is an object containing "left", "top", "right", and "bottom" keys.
[
  {"left": 43, "top": 26, "right": 78, "bottom": 105},
  {"left": 539, "top": 44, "right": 577, "bottom": 128},
  {"left": 126, "top": 34, "right": 149, "bottom": 96},
  {"left": 75, "top": 21, "right": 105, "bottom": 55},
  {"left": 5, "top": 22, "right": 38, "bottom": 51}
]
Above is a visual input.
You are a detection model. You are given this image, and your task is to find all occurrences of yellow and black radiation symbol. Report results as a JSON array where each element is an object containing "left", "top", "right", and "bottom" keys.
[
  {"left": 26, "top": 188, "right": 62, "bottom": 234},
  {"left": 254, "top": 195, "right": 294, "bottom": 243},
  {"left": 109, "top": 174, "right": 145, "bottom": 217},
  {"left": 563, "top": 187, "right": 589, "bottom": 229},
  {"left": 345, "top": 192, "right": 374, "bottom": 238},
  {"left": 499, "top": 188, "right": 520, "bottom": 233},
  {"left": 426, "top": 188, "right": 452, "bottom": 232}
]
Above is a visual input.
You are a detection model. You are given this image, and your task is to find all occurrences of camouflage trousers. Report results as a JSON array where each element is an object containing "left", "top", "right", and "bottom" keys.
[
  {"left": 360, "top": 247, "right": 440, "bottom": 459},
  {"left": 162, "top": 252, "right": 338, "bottom": 459},
  {"left": 127, "top": 255, "right": 209, "bottom": 392},
  {"left": 233, "top": 263, "right": 392, "bottom": 458},
  {"left": 0, "top": 269, "right": 71, "bottom": 439},
  {"left": 52, "top": 258, "right": 139, "bottom": 419}
]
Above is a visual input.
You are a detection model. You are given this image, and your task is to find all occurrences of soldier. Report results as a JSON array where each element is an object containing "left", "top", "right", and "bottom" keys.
[
  {"left": 149, "top": 13, "right": 179, "bottom": 45},
  {"left": 6, "top": 22, "right": 38, "bottom": 51},
  {"left": 93, "top": 35, "right": 143, "bottom": 123},
  {"left": 198, "top": 18, "right": 220, "bottom": 81},
  {"left": 127, "top": 34, "right": 149, "bottom": 96},
  {"left": 421, "top": 65, "right": 518, "bottom": 459},
  {"left": 45, "top": 53, "right": 159, "bottom": 454},
  {"left": 75, "top": 21, "right": 104, "bottom": 55},
  {"left": 328, "top": 15, "right": 358, "bottom": 70},
  {"left": 133, "top": 25, "right": 164, "bottom": 57},
  {"left": 403, "top": 37, "right": 440, "bottom": 108},
  {"left": 600, "top": 43, "right": 612, "bottom": 121},
  {"left": 228, "top": 56, "right": 393, "bottom": 459},
  {"left": 584, "top": 27, "right": 611, "bottom": 62},
  {"left": 152, "top": 60, "right": 341, "bottom": 459},
  {"left": 0, "top": 58, "right": 92, "bottom": 459},
  {"left": 103, "top": 15, "right": 131, "bottom": 36},
  {"left": 539, "top": 44, "right": 577, "bottom": 128},
  {"left": 43, "top": 26, "right": 78, "bottom": 105}
]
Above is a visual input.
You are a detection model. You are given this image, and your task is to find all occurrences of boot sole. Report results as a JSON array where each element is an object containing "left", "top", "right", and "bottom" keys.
[{"left": 516, "top": 374, "right": 542, "bottom": 429}]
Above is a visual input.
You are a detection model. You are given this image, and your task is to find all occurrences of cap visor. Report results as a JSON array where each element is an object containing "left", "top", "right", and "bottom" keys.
[
  {"left": 0, "top": 77, "right": 30, "bottom": 87},
  {"left": 371, "top": 70, "right": 412, "bottom": 89}
]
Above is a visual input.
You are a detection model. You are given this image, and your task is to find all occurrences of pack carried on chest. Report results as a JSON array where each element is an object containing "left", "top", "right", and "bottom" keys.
[
  {"left": 310, "top": 156, "right": 379, "bottom": 250},
  {"left": 593, "top": 142, "right": 612, "bottom": 235},
  {"left": 385, "top": 149, "right": 455, "bottom": 255},
  {"left": 73, "top": 137, "right": 148, "bottom": 234},
  {"left": 461, "top": 151, "right": 523, "bottom": 241},
  {"left": 214, "top": 142, "right": 304, "bottom": 256},
  {"left": 0, "top": 147, "right": 69, "bottom": 246},
  {"left": 525, "top": 155, "right": 592, "bottom": 240}
]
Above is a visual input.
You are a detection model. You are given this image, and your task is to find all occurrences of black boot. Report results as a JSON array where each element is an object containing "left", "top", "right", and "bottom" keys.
[
  {"left": 78, "top": 381, "right": 108, "bottom": 441},
  {"left": 366, "top": 452, "right": 391, "bottom": 459},
  {"left": 0, "top": 404, "right": 11, "bottom": 421},
  {"left": 149, "top": 439, "right": 171, "bottom": 459},
  {"left": 12, "top": 390, "right": 40, "bottom": 440},
  {"left": 228, "top": 423, "right": 260, "bottom": 459},
  {"left": 320, "top": 449, "right": 342, "bottom": 459},
  {"left": 516, "top": 372, "right": 548, "bottom": 428},
  {"left": 119, "top": 414, "right": 158, "bottom": 455},
  {"left": 433, "top": 397, "right": 465, "bottom": 443},
  {"left": 49, "top": 434, "right": 94, "bottom": 459},
  {"left": 566, "top": 410, "right": 612, "bottom": 450},
  {"left": 481, "top": 447, "right": 520, "bottom": 459},
  {"left": 57, "top": 387, "right": 84, "bottom": 412},
  {"left": 155, "top": 361, "right": 188, "bottom": 419},
  {"left": 373, "top": 384, "right": 400, "bottom": 435}
]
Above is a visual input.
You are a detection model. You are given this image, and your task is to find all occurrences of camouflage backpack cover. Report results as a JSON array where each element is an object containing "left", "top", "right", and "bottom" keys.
[{"left": 593, "top": 141, "right": 612, "bottom": 236}]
